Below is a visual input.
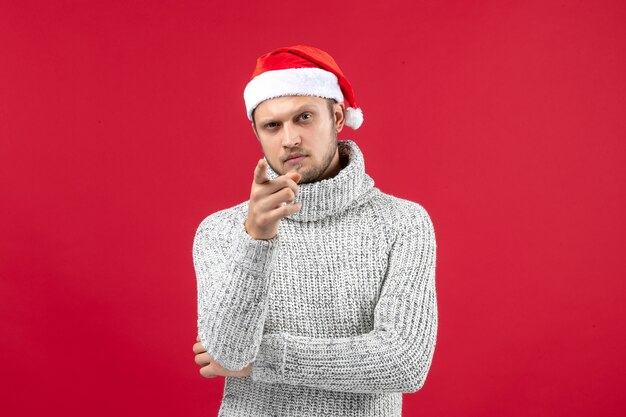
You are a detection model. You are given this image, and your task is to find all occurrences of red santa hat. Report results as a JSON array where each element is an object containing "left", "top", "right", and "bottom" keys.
[{"left": 243, "top": 45, "right": 363, "bottom": 129}]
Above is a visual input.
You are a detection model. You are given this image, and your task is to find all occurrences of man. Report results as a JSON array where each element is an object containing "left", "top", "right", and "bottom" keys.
[{"left": 192, "top": 45, "right": 437, "bottom": 417}]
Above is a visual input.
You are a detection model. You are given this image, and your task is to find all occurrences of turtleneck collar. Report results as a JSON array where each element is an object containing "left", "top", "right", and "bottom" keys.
[{"left": 264, "top": 140, "right": 376, "bottom": 222}]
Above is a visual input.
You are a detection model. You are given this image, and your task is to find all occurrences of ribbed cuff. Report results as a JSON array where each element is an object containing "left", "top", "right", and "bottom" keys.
[
  {"left": 251, "top": 333, "right": 286, "bottom": 384},
  {"left": 227, "top": 220, "right": 279, "bottom": 276}
]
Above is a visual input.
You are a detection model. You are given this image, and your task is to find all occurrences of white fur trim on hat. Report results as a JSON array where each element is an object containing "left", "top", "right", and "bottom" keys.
[{"left": 244, "top": 67, "right": 344, "bottom": 120}]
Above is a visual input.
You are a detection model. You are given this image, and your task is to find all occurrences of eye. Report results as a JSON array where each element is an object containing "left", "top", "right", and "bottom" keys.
[
  {"left": 298, "top": 113, "right": 312, "bottom": 121},
  {"left": 264, "top": 121, "right": 279, "bottom": 129}
]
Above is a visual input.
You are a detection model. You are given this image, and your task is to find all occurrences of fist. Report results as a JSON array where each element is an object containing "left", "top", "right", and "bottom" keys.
[{"left": 193, "top": 336, "right": 252, "bottom": 378}]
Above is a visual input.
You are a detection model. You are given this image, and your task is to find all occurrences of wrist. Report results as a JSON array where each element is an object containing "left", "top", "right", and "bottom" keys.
[{"left": 244, "top": 218, "right": 276, "bottom": 240}]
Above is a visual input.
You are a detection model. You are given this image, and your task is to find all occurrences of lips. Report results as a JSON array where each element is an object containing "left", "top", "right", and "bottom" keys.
[{"left": 284, "top": 154, "right": 307, "bottom": 163}]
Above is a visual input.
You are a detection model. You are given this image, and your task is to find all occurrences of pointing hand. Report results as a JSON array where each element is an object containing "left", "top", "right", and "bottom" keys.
[{"left": 244, "top": 159, "right": 302, "bottom": 240}]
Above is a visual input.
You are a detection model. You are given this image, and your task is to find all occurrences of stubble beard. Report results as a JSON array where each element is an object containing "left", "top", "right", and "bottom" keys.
[
  {"left": 287, "top": 129, "right": 338, "bottom": 184},
  {"left": 296, "top": 133, "right": 338, "bottom": 184},
  {"left": 266, "top": 127, "right": 339, "bottom": 184}
]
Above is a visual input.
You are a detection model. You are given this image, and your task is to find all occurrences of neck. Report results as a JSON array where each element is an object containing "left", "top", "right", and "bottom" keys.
[{"left": 263, "top": 140, "right": 376, "bottom": 222}]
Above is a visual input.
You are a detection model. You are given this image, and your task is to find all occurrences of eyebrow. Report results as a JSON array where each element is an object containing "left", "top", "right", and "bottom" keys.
[{"left": 257, "top": 104, "right": 317, "bottom": 125}]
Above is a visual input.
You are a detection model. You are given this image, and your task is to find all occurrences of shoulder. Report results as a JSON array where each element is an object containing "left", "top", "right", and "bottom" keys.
[
  {"left": 368, "top": 190, "right": 436, "bottom": 243},
  {"left": 193, "top": 201, "right": 249, "bottom": 245}
]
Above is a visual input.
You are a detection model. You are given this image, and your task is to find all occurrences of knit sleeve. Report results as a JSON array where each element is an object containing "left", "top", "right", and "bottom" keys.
[
  {"left": 249, "top": 205, "right": 437, "bottom": 393},
  {"left": 193, "top": 211, "right": 279, "bottom": 371}
]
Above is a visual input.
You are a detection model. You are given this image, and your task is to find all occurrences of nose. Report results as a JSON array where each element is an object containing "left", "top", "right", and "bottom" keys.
[{"left": 281, "top": 123, "right": 301, "bottom": 147}]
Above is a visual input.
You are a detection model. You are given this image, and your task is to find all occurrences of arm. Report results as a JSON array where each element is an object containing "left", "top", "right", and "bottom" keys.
[
  {"left": 193, "top": 213, "right": 278, "bottom": 371},
  {"left": 193, "top": 159, "right": 301, "bottom": 372},
  {"left": 250, "top": 205, "right": 438, "bottom": 393}
]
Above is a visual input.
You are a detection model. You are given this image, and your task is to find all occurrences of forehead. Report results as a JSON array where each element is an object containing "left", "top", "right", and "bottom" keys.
[{"left": 255, "top": 95, "right": 327, "bottom": 120}]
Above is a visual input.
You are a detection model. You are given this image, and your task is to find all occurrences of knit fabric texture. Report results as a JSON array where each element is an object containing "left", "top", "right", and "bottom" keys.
[{"left": 193, "top": 140, "right": 438, "bottom": 417}]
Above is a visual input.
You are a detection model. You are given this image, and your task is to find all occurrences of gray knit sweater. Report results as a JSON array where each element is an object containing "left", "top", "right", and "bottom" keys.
[{"left": 193, "top": 140, "right": 437, "bottom": 417}]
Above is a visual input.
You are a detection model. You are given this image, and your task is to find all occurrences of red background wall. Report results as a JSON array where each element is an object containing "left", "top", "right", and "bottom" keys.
[{"left": 1, "top": 1, "right": 625, "bottom": 415}]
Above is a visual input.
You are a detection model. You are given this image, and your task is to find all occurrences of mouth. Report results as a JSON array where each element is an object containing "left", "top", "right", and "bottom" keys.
[{"left": 284, "top": 154, "right": 307, "bottom": 164}]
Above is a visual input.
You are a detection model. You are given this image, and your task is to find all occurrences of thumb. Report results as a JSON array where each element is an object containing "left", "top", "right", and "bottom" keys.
[{"left": 286, "top": 171, "right": 301, "bottom": 183}]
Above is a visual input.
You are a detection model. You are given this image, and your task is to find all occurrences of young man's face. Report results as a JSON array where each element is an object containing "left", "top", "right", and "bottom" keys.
[{"left": 252, "top": 95, "right": 345, "bottom": 184}]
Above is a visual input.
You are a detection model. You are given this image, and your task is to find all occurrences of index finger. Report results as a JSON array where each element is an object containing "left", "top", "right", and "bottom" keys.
[{"left": 253, "top": 158, "right": 270, "bottom": 185}]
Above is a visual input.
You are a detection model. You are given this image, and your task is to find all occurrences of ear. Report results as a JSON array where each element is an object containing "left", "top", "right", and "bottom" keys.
[
  {"left": 334, "top": 102, "right": 346, "bottom": 133},
  {"left": 251, "top": 122, "right": 260, "bottom": 142}
]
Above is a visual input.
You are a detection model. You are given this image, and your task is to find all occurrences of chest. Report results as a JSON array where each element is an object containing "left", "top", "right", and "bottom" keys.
[{"left": 264, "top": 214, "right": 390, "bottom": 337}]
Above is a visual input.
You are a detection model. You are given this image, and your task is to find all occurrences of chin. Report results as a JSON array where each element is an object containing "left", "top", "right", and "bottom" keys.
[
  {"left": 283, "top": 163, "right": 304, "bottom": 174},
  {"left": 287, "top": 167, "right": 309, "bottom": 182}
]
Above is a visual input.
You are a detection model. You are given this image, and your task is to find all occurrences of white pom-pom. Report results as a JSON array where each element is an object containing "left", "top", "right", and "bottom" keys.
[{"left": 345, "top": 107, "right": 363, "bottom": 129}]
